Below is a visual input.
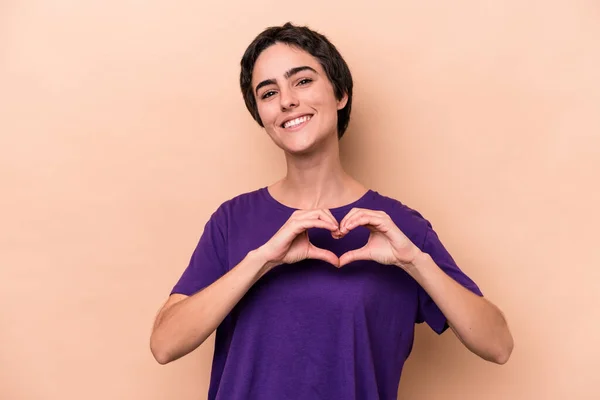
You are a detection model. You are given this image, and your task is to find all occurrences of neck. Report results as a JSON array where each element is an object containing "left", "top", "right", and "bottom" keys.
[{"left": 270, "top": 133, "right": 367, "bottom": 210}]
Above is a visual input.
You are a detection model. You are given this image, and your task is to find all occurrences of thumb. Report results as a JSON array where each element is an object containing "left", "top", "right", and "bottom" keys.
[
  {"left": 307, "top": 244, "right": 339, "bottom": 268},
  {"left": 339, "top": 246, "right": 370, "bottom": 267}
]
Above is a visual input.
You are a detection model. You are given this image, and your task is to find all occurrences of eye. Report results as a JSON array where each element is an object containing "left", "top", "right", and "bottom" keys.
[
  {"left": 261, "top": 90, "right": 276, "bottom": 100},
  {"left": 297, "top": 78, "right": 313, "bottom": 86}
]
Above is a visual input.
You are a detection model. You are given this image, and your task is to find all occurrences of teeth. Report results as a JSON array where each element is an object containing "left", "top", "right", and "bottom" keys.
[{"left": 283, "top": 115, "right": 311, "bottom": 129}]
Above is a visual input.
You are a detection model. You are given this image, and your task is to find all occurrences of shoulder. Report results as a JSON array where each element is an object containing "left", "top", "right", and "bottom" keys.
[
  {"left": 366, "top": 190, "right": 430, "bottom": 225},
  {"left": 366, "top": 190, "right": 432, "bottom": 246},
  {"left": 209, "top": 186, "right": 271, "bottom": 222}
]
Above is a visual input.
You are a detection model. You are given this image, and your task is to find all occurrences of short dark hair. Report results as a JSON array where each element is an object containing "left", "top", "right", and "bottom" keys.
[{"left": 240, "top": 22, "right": 354, "bottom": 139}]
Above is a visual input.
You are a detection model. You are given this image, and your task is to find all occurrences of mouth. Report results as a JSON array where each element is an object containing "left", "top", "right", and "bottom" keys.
[{"left": 281, "top": 114, "right": 313, "bottom": 131}]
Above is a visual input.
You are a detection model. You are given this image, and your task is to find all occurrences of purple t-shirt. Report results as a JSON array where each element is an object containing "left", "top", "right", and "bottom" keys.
[{"left": 171, "top": 187, "right": 482, "bottom": 400}]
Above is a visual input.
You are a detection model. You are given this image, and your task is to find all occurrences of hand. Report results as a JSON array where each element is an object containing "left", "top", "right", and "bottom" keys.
[
  {"left": 337, "top": 208, "right": 422, "bottom": 269},
  {"left": 257, "top": 209, "right": 341, "bottom": 271}
]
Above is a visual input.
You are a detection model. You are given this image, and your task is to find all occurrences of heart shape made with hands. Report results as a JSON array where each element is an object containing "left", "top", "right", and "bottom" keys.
[{"left": 304, "top": 208, "right": 418, "bottom": 269}]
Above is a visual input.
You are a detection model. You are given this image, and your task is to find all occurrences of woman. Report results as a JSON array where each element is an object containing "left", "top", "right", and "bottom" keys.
[{"left": 150, "top": 22, "right": 513, "bottom": 399}]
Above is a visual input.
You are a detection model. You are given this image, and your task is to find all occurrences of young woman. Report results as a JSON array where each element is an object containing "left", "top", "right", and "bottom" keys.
[{"left": 150, "top": 22, "right": 513, "bottom": 400}]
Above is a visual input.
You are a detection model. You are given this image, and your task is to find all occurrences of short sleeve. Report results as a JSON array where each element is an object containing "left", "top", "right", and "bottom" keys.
[
  {"left": 416, "top": 224, "right": 483, "bottom": 334},
  {"left": 170, "top": 207, "right": 229, "bottom": 296}
]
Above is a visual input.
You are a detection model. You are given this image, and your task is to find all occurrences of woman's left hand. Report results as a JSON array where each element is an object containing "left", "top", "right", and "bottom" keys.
[{"left": 337, "top": 208, "right": 422, "bottom": 269}]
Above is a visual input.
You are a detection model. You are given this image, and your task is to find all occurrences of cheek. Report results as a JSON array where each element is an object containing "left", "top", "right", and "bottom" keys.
[
  {"left": 308, "top": 89, "right": 337, "bottom": 113},
  {"left": 256, "top": 105, "right": 281, "bottom": 139},
  {"left": 257, "top": 103, "right": 277, "bottom": 127}
]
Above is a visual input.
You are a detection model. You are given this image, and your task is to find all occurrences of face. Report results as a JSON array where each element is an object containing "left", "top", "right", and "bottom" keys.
[{"left": 251, "top": 43, "right": 348, "bottom": 155}]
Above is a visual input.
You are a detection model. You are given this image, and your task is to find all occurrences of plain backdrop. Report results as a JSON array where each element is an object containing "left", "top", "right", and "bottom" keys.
[{"left": 1, "top": 0, "right": 599, "bottom": 399}]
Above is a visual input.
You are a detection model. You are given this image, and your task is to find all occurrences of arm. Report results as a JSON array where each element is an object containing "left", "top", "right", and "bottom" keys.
[
  {"left": 403, "top": 251, "right": 514, "bottom": 364},
  {"left": 337, "top": 208, "right": 514, "bottom": 365},
  {"left": 150, "top": 249, "right": 268, "bottom": 364},
  {"left": 150, "top": 208, "right": 339, "bottom": 365}
]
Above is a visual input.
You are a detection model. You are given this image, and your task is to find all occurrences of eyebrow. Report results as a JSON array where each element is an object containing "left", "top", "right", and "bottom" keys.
[{"left": 254, "top": 66, "right": 318, "bottom": 95}]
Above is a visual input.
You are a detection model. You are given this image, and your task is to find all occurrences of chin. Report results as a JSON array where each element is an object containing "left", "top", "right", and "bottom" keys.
[
  {"left": 280, "top": 141, "right": 317, "bottom": 155},
  {"left": 268, "top": 123, "right": 336, "bottom": 155},
  {"left": 270, "top": 129, "right": 312, "bottom": 153},
  {"left": 283, "top": 135, "right": 335, "bottom": 156}
]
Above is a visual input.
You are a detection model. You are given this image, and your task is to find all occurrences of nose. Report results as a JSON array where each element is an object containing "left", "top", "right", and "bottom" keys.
[{"left": 279, "top": 88, "right": 298, "bottom": 111}]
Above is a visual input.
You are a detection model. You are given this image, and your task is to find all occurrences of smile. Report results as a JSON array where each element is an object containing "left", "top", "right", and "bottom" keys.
[{"left": 282, "top": 115, "right": 312, "bottom": 130}]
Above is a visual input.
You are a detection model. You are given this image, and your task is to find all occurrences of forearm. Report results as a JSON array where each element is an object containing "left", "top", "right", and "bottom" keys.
[
  {"left": 151, "top": 249, "right": 269, "bottom": 364},
  {"left": 403, "top": 251, "right": 514, "bottom": 364}
]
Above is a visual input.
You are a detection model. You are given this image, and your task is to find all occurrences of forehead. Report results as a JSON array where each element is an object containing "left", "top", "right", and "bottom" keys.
[{"left": 252, "top": 43, "right": 322, "bottom": 85}]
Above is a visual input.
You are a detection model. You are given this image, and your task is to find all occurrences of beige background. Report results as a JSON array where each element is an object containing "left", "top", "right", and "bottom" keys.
[{"left": 1, "top": 0, "right": 599, "bottom": 399}]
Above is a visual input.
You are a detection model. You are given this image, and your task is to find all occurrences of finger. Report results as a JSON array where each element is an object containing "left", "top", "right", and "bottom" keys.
[
  {"left": 300, "top": 209, "right": 341, "bottom": 238},
  {"left": 346, "top": 215, "right": 389, "bottom": 234},
  {"left": 321, "top": 209, "right": 342, "bottom": 238},
  {"left": 307, "top": 244, "right": 339, "bottom": 267},
  {"left": 339, "top": 207, "right": 363, "bottom": 234},
  {"left": 339, "top": 246, "right": 370, "bottom": 267},
  {"left": 322, "top": 208, "right": 339, "bottom": 226},
  {"left": 298, "top": 209, "right": 339, "bottom": 228},
  {"left": 339, "top": 207, "right": 361, "bottom": 226},
  {"left": 346, "top": 214, "right": 382, "bottom": 231},
  {"left": 341, "top": 208, "right": 383, "bottom": 232},
  {"left": 291, "top": 218, "right": 338, "bottom": 235},
  {"left": 344, "top": 212, "right": 387, "bottom": 233},
  {"left": 318, "top": 209, "right": 340, "bottom": 229}
]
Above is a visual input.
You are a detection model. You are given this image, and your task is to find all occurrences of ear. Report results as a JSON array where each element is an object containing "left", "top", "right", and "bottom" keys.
[{"left": 337, "top": 92, "right": 349, "bottom": 110}]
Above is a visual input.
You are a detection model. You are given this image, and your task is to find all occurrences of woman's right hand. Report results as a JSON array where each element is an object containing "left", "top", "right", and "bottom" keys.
[
  {"left": 257, "top": 209, "right": 341, "bottom": 271},
  {"left": 151, "top": 210, "right": 340, "bottom": 364}
]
